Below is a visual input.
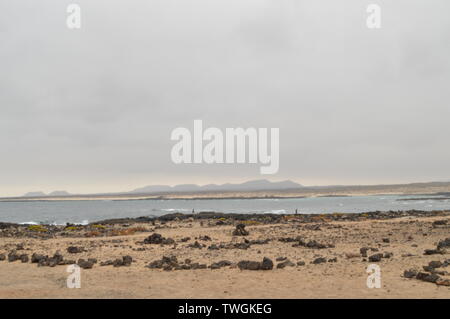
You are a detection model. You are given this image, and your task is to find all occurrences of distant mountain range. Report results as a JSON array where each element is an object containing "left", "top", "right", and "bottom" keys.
[
  {"left": 23, "top": 191, "right": 71, "bottom": 197},
  {"left": 131, "top": 179, "right": 303, "bottom": 194}
]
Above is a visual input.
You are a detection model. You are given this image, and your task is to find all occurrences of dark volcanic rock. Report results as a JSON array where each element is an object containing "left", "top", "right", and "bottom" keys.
[
  {"left": 238, "top": 257, "right": 273, "bottom": 270},
  {"left": 437, "top": 238, "right": 450, "bottom": 250},
  {"left": 210, "top": 260, "right": 232, "bottom": 270},
  {"left": 416, "top": 272, "right": 440, "bottom": 283},
  {"left": 188, "top": 241, "right": 204, "bottom": 249},
  {"left": 143, "top": 233, "right": 175, "bottom": 245},
  {"left": 31, "top": 253, "right": 47, "bottom": 263},
  {"left": 100, "top": 260, "right": 114, "bottom": 266},
  {"left": 360, "top": 247, "right": 369, "bottom": 257},
  {"left": 428, "top": 261, "right": 443, "bottom": 269},
  {"left": 67, "top": 246, "right": 84, "bottom": 254},
  {"left": 113, "top": 255, "right": 132, "bottom": 267},
  {"left": 312, "top": 257, "right": 327, "bottom": 264},
  {"left": 277, "top": 259, "right": 295, "bottom": 269},
  {"left": 122, "top": 255, "right": 132, "bottom": 266},
  {"left": 20, "top": 254, "right": 29, "bottom": 263},
  {"left": 368, "top": 253, "right": 384, "bottom": 262},
  {"left": 403, "top": 269, "right": 417, "bottom": 278},
  {"left": 232, "top": 224, "right": 249, "bottom": 236},
  {"left": 147, "top": 255, "right": 179, "bottom": 270},
  {"left": 260, "top": 257, "right": 274, "bottom": 270},
  {"left": 424, "top": 249, "right": 445, "bottom": 255},
  {"left": 8, "top": 251, "right": 20, "bottom": 262},
  {"left": 0, "top": 254, "right": 5, "bottom": 261},
  {"left": 383, "top": 252, "right": 393, "bottom": 259},
  {"left": 238, "top": 260, "right": 261, "bottom": 270},
  {"left": 77, "top": 259, "right": 94, "bottom": 269},
  {"left": 432, "top": 220, "right": 447, "bottom": 227}
]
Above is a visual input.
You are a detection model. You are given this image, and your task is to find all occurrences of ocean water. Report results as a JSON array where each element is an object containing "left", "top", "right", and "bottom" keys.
[{"left": 0, "top": 195, "right": 449, "bottom": 225}]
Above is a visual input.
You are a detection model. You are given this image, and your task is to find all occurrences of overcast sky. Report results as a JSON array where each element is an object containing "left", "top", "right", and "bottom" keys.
[{"left": 1, "top": 0, "right": 450, "bottom": 196}]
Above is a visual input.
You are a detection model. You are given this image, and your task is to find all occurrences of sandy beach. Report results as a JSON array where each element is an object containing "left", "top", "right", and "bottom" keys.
[{"left": 1, "top": 210, "right": 450, "bottom": 299}]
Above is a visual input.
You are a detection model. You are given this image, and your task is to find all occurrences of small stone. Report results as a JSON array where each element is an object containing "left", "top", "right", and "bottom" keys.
[
  {"left": 312, "top": 257, "right": 327, "bottom": 264},
  {"left": 237, "top": 260, "right": 261, "bottom": 270},
  {"left": 260, "top": 257, "right": 274, "bottom": 270},
  {"left": 232, "top": 224, "right": 249, "bottom": 236},
  {"left": 77, "top": 259, "right": 94, "bottom": 269},
  {"left": 403, "top": 269, "right": 417, "bottom": 278},
  {"left": 428, "top": 261, "right": 443, "bottom": 269},
  {"left": 360, "top": 247, "right": 369, "bottom": 257},
  {"left": 416, "top": 272, "right": 440, "bottom": 283},
  {"left": 67, "top": 246, "right": 83, "bottom": 254},
  {"left": 277, "top": 259, "right": 295, "bottom": 269},
  {"left": 368, "top": 253, "right": 383, "bottom": 262}
]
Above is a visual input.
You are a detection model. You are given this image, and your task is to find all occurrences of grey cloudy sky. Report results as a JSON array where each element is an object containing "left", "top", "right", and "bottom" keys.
[{"left": 1, "top": 0, "right": 450, "bottom": 196}]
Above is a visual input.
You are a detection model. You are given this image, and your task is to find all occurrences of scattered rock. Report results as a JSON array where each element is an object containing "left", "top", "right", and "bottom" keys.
[
  {"left": 232, "top": 224, "right": 249, "bottom": 236},
  {"left": 403, "top": 269, "right": 417, "bottom": 278},
  {"left": 360, "top": 247, "right": 369, "bottom": 257},
  {"left": 20, "top": 254, "right": 29, "bottom": 263},
  {"left": 67, "top": 246, "right": 84, "bottom": 254},
  {"left": 277, "top": 259, "right": 295, "bottom": 269},
  {"left": 143, "top": 233, "right": 175, "bottom": 245},
  {"left": 77, "top": 259, "right": 94, "bottom": 269},
  {"left": 368, "top": 253, "right": 383, "bottom": 262},
  {"left": 433, "top": 220, "right": 447, "bottom": 227},
  {"left": 31, "top": 253, "right": 47, "bottom": 263},
  {"left": 260, "top": 257, "right": 274, "bottom": 270},
  {"left": 210, "top": 260, "right": 232, "bottom": 269},
  {"left": 237, "top": 257, "right": 273, "bottom": 270},
  {"left": 424, "top": 249, "right": 445, "bottom": 255},
  {"left": 383, "top": 252, "right": 393, "bottom": 259},
  {"left": 8, "top": 251, "right": 20, "bottom": 262},
  {"left": 437, "top": 238, "right": 450, "bottom": 250},
  {"left": 312, "top": 257, "right": 327, "bottom": 264},
  {"left": 416, "top": 272, "right": 440, "bottom": 283},
  {"left": 188, "top": 241, "right": 204, "bottom": 249}
]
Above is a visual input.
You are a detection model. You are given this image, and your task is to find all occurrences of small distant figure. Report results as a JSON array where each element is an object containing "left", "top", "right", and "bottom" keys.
[
  {"left": 295, "top": 209, "right": 298, "bottom": 215},
  {"left": 192, "top": 208, "right": 195, "bottom": 214}
]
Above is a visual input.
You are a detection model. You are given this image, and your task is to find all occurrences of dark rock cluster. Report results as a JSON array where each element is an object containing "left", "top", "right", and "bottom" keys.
[
  {"left": 237, "top": 257, "right": 273, "bottom": 270},
  {"left": 403, "top": 258, "right": 450, "bottom": 286},
  {"left": 143, "top": 233, "right": 175, "bottom": 245},
  {"left": 146, "top": 256, "right": 208, "bottom": 271},
  {"left": 232, "top": 224, "right": 249, "bottom": 236}
]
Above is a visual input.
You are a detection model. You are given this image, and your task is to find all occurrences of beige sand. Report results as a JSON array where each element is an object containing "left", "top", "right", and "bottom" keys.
[{"left": 1, "top": 215, "right": 450, "bottom": 298}]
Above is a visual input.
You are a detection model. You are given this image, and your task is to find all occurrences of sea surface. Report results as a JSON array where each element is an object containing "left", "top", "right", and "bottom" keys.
[{"left": 0, "top": 194, "right": 449, "bottom": 225}]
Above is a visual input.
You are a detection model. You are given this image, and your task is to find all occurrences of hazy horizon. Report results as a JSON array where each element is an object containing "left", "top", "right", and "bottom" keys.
[{"left": 2, "top": 0, "right": 450, "bottom": 197}]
